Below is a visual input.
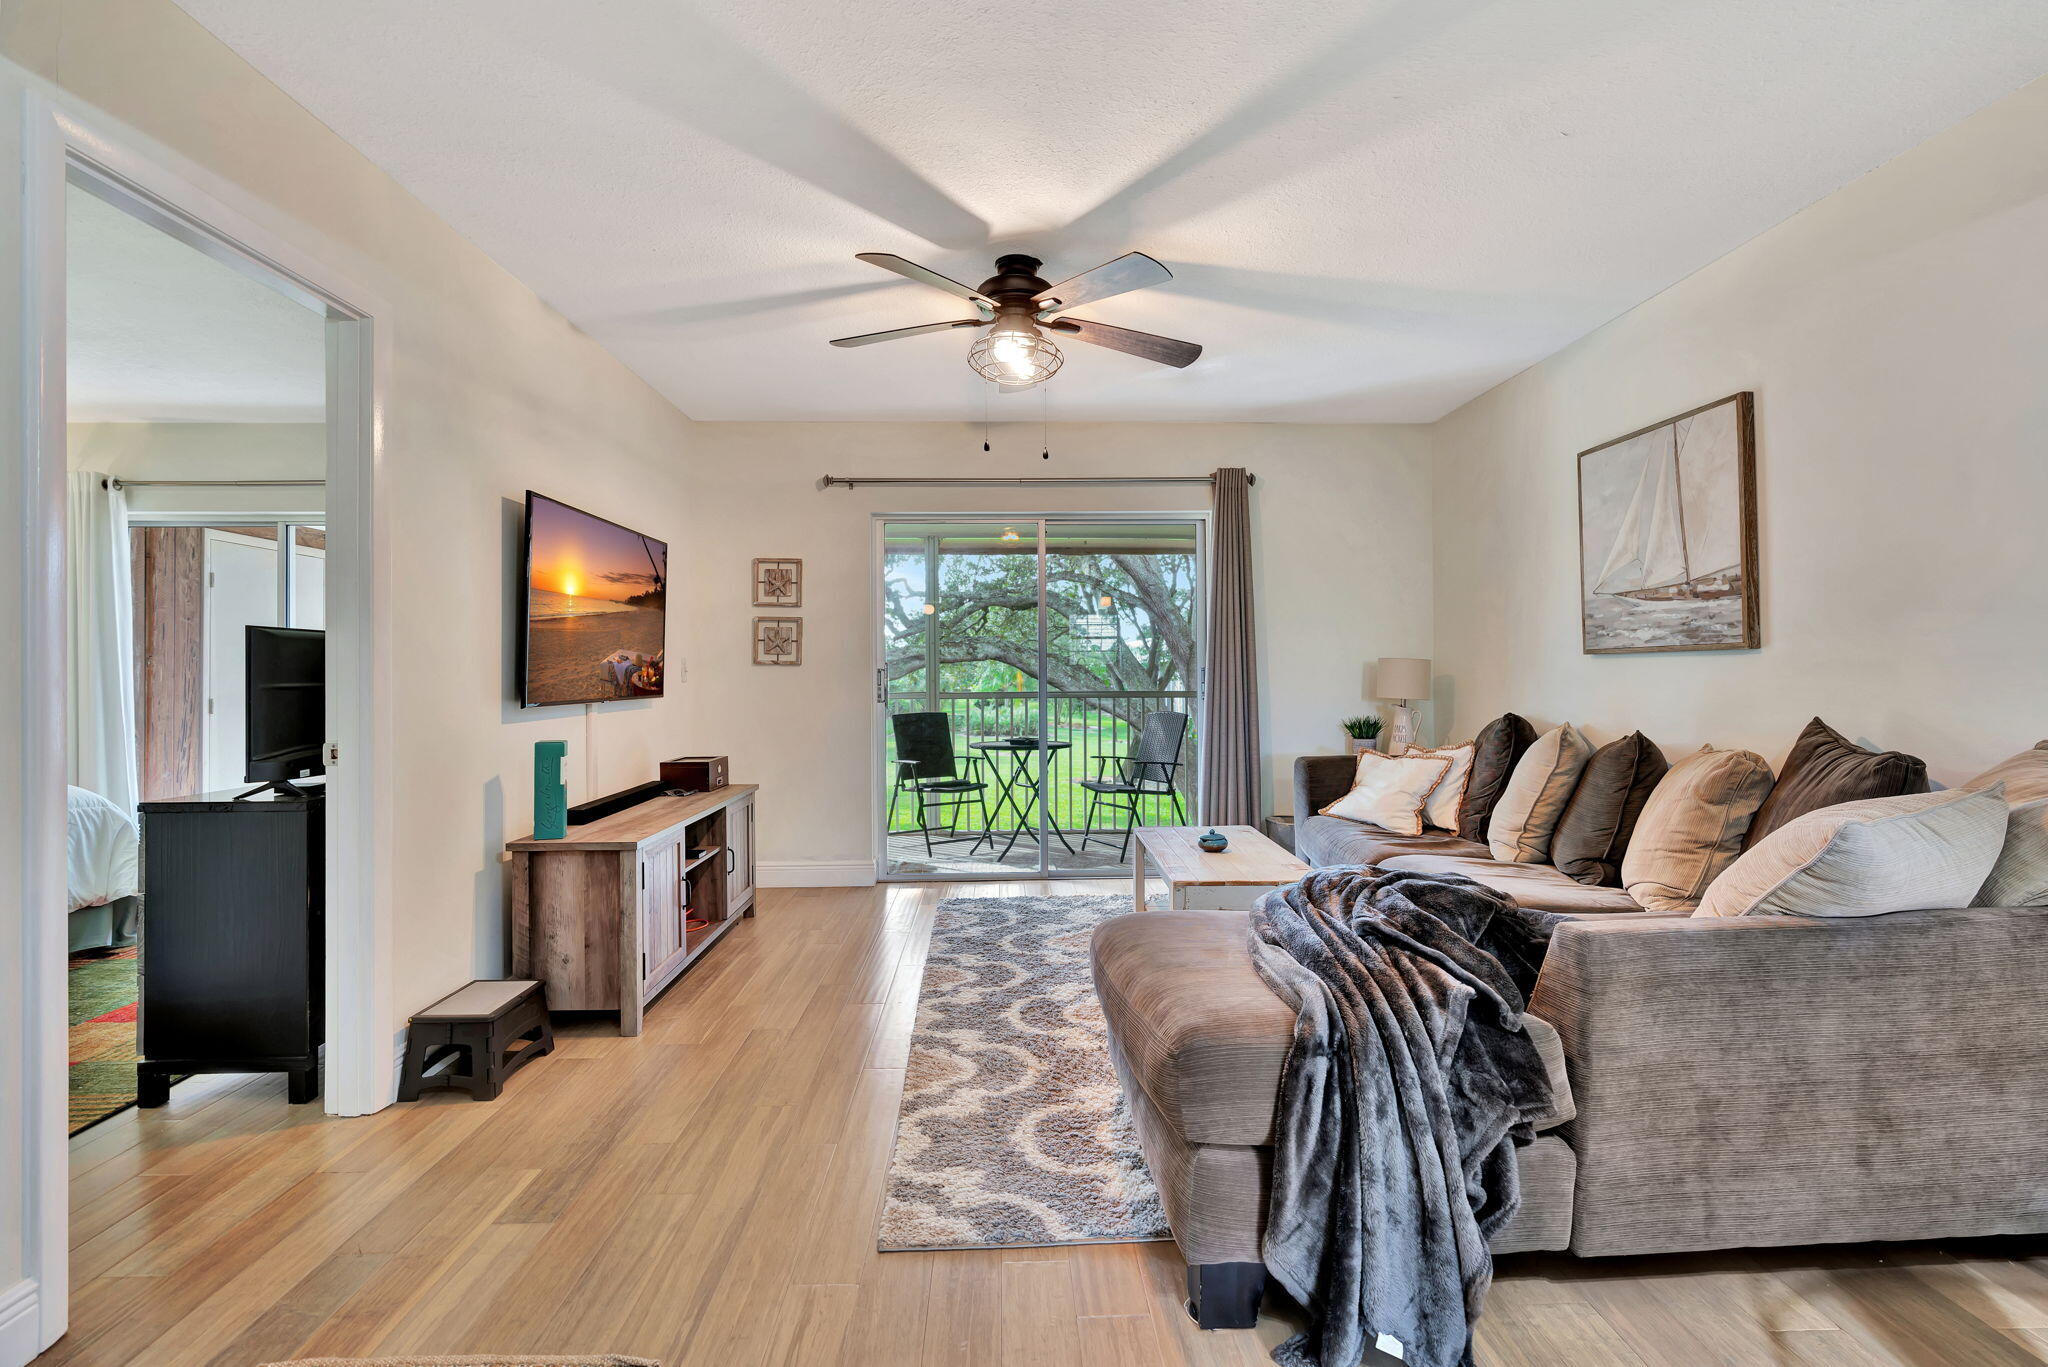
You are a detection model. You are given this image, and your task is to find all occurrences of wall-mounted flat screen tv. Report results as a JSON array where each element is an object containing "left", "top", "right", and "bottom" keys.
[{"left": 520, "top": 491, "right": 667, "bottom": 707}]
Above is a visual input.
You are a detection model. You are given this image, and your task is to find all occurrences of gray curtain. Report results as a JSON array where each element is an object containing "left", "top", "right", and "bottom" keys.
[{"left": 1201, "top": 468, "right": 1261, "bottom": 826}]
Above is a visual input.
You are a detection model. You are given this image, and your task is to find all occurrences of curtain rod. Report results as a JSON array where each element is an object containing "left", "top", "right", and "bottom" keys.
[
  {"left": 103, "top": 478, "right": 326, "bottom": 489},
  {"left": 819, "top": 473, "right": 1253, "bottom": 490}
]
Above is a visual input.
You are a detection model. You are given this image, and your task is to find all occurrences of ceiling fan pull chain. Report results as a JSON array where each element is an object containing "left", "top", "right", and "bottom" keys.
[
  {"left": 1040, "top": 386, "right": 1050, "bottom": 460},
  {"left": 983, "top": 382, "right": 991, "bottom": 452}
]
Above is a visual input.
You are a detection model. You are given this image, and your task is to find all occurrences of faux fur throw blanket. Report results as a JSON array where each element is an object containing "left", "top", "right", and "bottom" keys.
[{"left": 1247, "top": 867, "right": 1563, "bottom": 1367}]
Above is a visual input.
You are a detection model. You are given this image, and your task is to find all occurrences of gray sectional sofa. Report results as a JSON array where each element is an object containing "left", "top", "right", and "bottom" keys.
[{"left": 1090, "top": 747, "right": 2048, "bottom": 1330}]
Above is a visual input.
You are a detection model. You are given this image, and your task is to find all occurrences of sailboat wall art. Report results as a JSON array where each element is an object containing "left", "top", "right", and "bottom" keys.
[{"left": 1577, "top": 392, "right": 1759, "bottom": 654}]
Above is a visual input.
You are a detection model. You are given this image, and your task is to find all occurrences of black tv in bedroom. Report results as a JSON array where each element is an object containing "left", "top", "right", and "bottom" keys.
[
  {"left": 519, "top": 491, "right": 668, "bottom": 707},
  {"left": 245, "top": 625, "right": 325, "bottom": 793}
]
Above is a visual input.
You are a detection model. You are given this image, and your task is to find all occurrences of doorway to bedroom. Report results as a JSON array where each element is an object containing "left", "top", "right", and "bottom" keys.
[{"left": 62, "top": 175, "right": 330, "bottom": 1132}]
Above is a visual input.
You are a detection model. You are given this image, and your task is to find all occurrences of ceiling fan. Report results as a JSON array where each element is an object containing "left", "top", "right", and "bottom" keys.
[{"left": 828, "top": 251, "right": 1202, "bottom": 387}]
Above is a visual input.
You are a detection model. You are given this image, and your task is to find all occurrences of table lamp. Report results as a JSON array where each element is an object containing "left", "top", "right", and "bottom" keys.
[{"left": 1375, "top": 658, "right": 1431, "bottom": 753}]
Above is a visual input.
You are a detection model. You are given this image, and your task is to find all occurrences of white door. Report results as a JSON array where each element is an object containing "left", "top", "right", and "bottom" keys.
[
  {"left": 202, "top": 530, "right": 281, "bottom": 791},
  {"left": 292, "top": 539, "right": 326, "bottom": 628}
]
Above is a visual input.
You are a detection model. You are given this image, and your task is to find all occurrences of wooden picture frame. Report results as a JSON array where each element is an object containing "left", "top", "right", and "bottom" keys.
[
  {"left": 753, "top": 616, "right": 802, "bottom": 666},
  {"left": 1577, "top": 391, "right": 1759, "bottom": 655},
  {"left": 752, "top": 558, "right": 802, "bottom": 608}
]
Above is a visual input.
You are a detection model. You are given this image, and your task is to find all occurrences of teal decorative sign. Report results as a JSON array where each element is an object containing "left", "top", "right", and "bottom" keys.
[{"left": 534, "top": 740, "right": 568, "bottom": 840}]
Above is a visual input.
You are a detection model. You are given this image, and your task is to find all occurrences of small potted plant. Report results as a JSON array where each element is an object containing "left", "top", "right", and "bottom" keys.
[{"left": 1342, "top": 715, "right": 1384, "bottom": 755}]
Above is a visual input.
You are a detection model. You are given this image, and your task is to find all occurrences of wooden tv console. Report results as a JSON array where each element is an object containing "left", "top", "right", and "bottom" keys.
[{"left": 508, "top": 784, "right": 757, "bottom": 1036}]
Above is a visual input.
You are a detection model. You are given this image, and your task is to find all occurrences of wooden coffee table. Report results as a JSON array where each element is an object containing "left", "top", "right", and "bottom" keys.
[{"left": 1133, "top": 825, "right": 1309, "bottom": 912}]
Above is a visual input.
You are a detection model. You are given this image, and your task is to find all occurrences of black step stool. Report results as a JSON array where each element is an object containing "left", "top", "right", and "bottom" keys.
[{"left": 397, "top": 979, "right": 553, "bottom": 1102}]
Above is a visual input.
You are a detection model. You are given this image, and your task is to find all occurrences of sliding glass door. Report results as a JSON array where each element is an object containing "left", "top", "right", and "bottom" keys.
[{"left": 877, "top": 516, "right": 1204, "bottom": 880}]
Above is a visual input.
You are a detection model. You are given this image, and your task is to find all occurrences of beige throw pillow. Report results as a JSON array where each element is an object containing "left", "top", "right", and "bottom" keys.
[
  {"left": 1962, "top": 740, "right": 2048, "bottom": 804},
  {"left": 1406, "top": 742, "right": 1475, "bottom": 832},
  {"left": 1976, "top": 796, "right": 2048, "bottom": 907},
  {"left": 1622, "top": 745, "right": 1774, "bottom": 913},
  {"left": 1487, "top": 724, "right": 1594, "bottom": 863},
  {"left": 1321, "top": 751, "right": 1454, "bottom": 837},
  {"left": 1697, "top": 785, "right": 2009, "bottom": 918}
]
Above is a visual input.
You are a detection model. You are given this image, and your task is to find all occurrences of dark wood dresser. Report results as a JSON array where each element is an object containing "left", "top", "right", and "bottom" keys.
[{"left": 136, "top": 787, "right": 325, "bottom": 1104}]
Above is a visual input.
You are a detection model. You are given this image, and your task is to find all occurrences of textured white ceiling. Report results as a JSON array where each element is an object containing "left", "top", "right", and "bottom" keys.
[
  {"left": 67, "top": 185, "right": 327, "bottom": 423},
  {"left": 170, "top": 0, "right": 2048, "bottom": 422}
]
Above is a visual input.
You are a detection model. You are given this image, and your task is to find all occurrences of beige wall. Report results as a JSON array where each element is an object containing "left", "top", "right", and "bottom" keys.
[
  {"left": 3, "top": 0, "right": 704, "bottom": 1083},
  {"left": 1429, "top": 76, "right": 2048, "bottom": 788},
  {"left": 67, "top": 421, "right": 327, "bottom": 515},
  {"left": 680, "top": 422, "right": 1432, "bottom": 880}
]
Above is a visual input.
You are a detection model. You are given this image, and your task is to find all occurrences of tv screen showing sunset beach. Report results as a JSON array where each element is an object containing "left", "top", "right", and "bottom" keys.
[{"left": 521, "top": 492, "right": 667, "bottom": 706}]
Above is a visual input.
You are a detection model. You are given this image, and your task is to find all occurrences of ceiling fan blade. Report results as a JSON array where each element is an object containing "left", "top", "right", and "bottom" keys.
[
  {"left": 1043, "top": 316, "right": 1201, "bottom": 368},
  {"left": 828, "top": 318, "right": 986, "bottom": 348},
  {"left": 1032, "top": 252, "right": 1173, "bottom": 317},
  {"left": 854, "top": 253, "right": 996, "bottom": 312}
]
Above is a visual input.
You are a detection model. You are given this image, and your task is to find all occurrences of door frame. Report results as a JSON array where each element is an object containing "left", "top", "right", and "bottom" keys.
[
  {"left": 9, "top": 89, "right": 395, "bottom": 1357},
  {"left": 869, "top": 510, "right": 1211, "bottom": 882}
]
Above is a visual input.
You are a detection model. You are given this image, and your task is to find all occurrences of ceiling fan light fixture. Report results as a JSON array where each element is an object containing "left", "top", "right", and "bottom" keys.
[
  {"left": 967, "top": 324, "right": 1062, "bottom": 388},
  {"left": 833, "top": 250, "right": 1199, "bottom": 384}
]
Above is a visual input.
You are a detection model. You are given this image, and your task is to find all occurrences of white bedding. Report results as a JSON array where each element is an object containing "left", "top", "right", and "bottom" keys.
[{"left": 67, "top": 785, "right": 140, "bottom": 913}]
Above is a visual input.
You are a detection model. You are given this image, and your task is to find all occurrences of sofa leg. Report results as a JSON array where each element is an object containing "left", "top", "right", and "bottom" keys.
[{"left": 1186, "top": 1261, "right": 1265, "bottom": 1330}]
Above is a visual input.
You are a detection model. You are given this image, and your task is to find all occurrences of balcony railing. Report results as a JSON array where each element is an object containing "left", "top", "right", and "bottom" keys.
[{"left": 884, "top": 689, "right": 1197, "bottom": 843}]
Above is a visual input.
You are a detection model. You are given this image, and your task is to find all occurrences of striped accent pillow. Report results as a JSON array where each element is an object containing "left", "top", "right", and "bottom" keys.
[
  {"left": 1622, "top": 745, "right": 1774, "bottom": 913},
  {"left": 1976, "top": 796, "right": 2048, "bottom": 908},
  {"left": 1697, "top": 785, "right": 2008, "bottom": 918},
  {"left": 1487, "top": 724, "right": 1594, "bottom": 863}
]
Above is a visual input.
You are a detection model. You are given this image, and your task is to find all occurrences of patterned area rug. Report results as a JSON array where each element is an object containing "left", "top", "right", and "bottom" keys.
[
  {"left": 879, "top": 894, "right": 1170, "bottom": 1250},
  {"left": 70, "top": 946, "right": 143, "bottom": 1133}
]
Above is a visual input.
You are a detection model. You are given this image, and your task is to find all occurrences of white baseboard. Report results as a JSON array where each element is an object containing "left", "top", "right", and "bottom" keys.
[
  {"left": 0, "top": 1279, "right": 42, "bottom": 1367},
  {"left": 757, "top": 859, "right": 876, "bottom": 888}
]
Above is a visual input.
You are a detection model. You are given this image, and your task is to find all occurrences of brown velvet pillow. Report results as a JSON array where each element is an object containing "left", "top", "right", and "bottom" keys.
[
  {"left": 1551, "top": 732, "right": 1670, "bottom": 886},
  {"left": 1458, "top": 712, "right": 1538, "bottom": 842},
  {"left": 1744, "top": 717, "right": 1929, "bottom": 848}
]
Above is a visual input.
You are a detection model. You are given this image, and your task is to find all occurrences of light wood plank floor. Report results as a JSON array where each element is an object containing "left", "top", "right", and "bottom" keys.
[{"left": 42, "top": 881, "right": 2048, "bottom": 1367}]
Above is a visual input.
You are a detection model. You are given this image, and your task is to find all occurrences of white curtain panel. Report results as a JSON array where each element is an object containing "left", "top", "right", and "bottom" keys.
[{"left": 67, "top": 470, "right": 139, "bottom": 816}]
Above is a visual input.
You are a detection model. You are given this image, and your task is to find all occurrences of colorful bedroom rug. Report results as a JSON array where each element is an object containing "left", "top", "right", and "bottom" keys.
[
  {"left": 69, "top": 945, "right": 143, "bottom": 1133},
  {"left": 878, "top": 894, "right": 1169, "bottom": 1251}
]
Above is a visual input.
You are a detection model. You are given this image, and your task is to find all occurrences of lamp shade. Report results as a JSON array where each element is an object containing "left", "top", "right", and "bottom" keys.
[{"left": 1376, "top": 657, "right": 1432, "bottom": 701}]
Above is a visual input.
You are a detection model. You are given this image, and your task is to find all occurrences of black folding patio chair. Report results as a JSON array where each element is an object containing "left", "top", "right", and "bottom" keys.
[
  {"left": 1079, "top": 710, "right": 1190, "bottom": 861},
  {"left": 888, "top": 711, "right": 994, "bottom": 857}
]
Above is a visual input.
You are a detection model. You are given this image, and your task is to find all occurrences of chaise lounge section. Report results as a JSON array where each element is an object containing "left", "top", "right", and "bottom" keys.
[{"left": 1092, "top": 908, "right": 1578, "bottom": 1329}]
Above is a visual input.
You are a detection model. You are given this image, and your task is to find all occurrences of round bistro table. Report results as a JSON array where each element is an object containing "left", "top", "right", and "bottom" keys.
[{"left": 969, "top": 738, "right": 1077, "bottom": 859}]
